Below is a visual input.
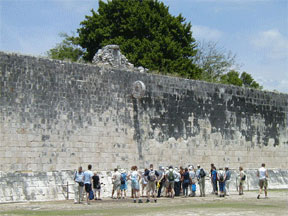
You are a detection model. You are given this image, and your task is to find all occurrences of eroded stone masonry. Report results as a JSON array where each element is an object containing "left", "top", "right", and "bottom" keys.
[{"left": 0, "top": 47, "right": 287, "bottom": 202}]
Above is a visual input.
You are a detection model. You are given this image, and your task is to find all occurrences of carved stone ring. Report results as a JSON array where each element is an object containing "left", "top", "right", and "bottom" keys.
[{"left": 132, "top": 81, "right": 146, "bottom": 99}]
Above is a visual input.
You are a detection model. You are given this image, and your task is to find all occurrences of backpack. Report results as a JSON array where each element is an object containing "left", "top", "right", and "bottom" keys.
[
  {"left": 168, "top": 170, "right": 175, "bottom": 182},
  {"left": 120, "top": 173, "right": 126, "bottom": 185},
  {"left": 89, "top": 190, "right": 94, "bottom": 200},
  {"left": 200, "top": 169, "right": 206, "bottom": 178},
  {"left": 241, "top": 174, "right": 246, "bottom": 181},
  {"left": 148, "top": 170, "right": 156, "bottom": 181}
]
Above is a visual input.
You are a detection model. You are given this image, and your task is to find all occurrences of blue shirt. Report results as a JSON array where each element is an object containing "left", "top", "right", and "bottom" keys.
[
  {"left": 84, "top": 170, "right": 93, "bottom": 184},
  {"left": 74, "top": 171, "right": 84, "bottom": 183},
  {"left": 212, "top": 170, "right": 217, "bottom": 181}
]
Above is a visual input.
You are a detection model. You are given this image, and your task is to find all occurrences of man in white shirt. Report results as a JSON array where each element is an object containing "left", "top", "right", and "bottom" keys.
[
  {"left": 84, "top": 164, "right": 93, "bottom": 204},
  {"left": 257, "top": 163, "right": 268, "bottom": 199},
  {"left": 112, "top": 168, "right": 121, "bottom": 199}
]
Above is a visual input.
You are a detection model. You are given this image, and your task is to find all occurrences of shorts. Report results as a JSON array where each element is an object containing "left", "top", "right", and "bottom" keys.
[
  {"left": 84, "top": 183, "right": 92, "bottom": 193},
  {"left": 259, "top": 179, "right": 268, "bottom": 189},
  {"left": 131, "top": 179, "right": 140, "bottom": 190},
  {"left": 167, "top": 181, "right": 174, "bottom": 189},
  {"left": 142, "top": 178, "right": 147, "bottom": 185},
  {"left": 120, "top": 183, "right": 127, "bottom": 191},
  {"left": 93, "top": 188, "right": 101, "bottom": 194},
  {"left": 147, "top": 181, "right": 156, "bottom": 193},
  {"left": 113, "top": 183, "right": 121, "bottom": 191}
]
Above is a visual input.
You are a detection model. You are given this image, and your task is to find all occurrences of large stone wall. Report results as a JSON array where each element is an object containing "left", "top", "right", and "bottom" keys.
[{"left": 0, "top": 51, "right": 288, "bottom": 201}]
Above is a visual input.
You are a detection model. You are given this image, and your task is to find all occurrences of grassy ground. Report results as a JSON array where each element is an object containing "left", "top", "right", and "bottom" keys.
[{"left": 0, "top": 190, "right": 287, "bottom": 216}]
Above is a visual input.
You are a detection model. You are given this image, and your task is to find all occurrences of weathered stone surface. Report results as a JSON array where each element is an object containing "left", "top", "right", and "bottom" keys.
[{"left": 0, "top": 51, "right": 287, "bottom": 202}]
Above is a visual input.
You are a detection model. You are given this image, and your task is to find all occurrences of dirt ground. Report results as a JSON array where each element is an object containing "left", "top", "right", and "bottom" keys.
[{"left": 0, "top": 190, "right": 287, "bottom": 216}]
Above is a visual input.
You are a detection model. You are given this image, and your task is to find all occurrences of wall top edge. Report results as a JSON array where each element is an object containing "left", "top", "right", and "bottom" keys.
[{"left": 0, "top": 50, "right": 287, "bottom": 97}]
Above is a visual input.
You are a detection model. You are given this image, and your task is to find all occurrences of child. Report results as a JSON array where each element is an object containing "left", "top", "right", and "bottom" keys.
[{"left": 92, "top": 172, "right": 101, "bottom": 200}]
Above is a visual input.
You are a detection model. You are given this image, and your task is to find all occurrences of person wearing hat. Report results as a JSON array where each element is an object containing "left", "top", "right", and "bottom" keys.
[{"left": 224, "top": 166, "right": 231, "bottom": 196}]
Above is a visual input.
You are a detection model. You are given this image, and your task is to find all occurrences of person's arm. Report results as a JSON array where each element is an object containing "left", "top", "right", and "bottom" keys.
[
  {"left": 257, "top": 170, "right": 259, "bottom": 177},
  {"left": 265, "top": 170, "right": 268, "bottom": 178}
]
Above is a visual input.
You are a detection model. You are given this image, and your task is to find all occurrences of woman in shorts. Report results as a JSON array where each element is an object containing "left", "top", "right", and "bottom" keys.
[{"left": 128, "top": 166, "right": 143, "bottom": 203}]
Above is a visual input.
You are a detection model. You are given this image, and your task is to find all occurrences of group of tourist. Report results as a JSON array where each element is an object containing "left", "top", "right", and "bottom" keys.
[{"left": 73, "top": 163, "right": 269, "bottom": 204}]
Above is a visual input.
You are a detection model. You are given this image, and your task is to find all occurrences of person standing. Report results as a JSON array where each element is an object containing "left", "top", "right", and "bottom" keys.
[
  {"left": 83, "top": 164, "right": 93, "bottom": 205},
  {"left": 217, "top": 167, "right": 226, "bottom": 197},
  {"left": 189, "top": 166, "right": 197, "bottom": 197},
  {"left": 182, "top": 168, "right": 191, "bottom": 197},
  {"left": 128, "top": 166, "right": 143, "bottom": 203},
  {"left": 196, "top": 165, "right": 206, "bottom": 197},
  {"left": 211, "top": 166, "right": 218, "bottom": 195},
  {"left": 73, "top": 166, "right": 84, "bottom": 204},
  {"left": 112, "top": 168, "right": 121, "bottom": 199},
  {"left": 92, "top": 172, "right": 101, "bottom": 200},
  {"left": 144, "top": 164, "right": 159, "bottom": 203},
  {"left": 257, "top": 163, "right": 268, "bottom": 199},
  {"left": 141, "top": 168, "right": 148, "bottom": 197},
  {"left": 165, "top": 166, "right": 177, "bottom": 198},
  {"left": 238, "top": 166, "right": 245, "bottom": 195},
  {"left": 120, "top": 169, "right": 128, "bottom": 199},
  {"left": 224, "top": 166, "right": 231, "bottom": 196},
  {"left": 210, "top": 163, "right": 215, "bottom": 194},
  {"left": 157, "top": 166, "right": 165, "bottom": 198},
  {"left": 174, "top": 168, "right": 181, "bottom": 197}
]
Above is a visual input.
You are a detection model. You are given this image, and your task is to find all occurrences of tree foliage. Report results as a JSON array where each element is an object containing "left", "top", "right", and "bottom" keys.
[
  {"left": 75, "top": 0, "right": 201, "bottom": 79},
  {"left": 193, "top": 41, "right": 238, "bottom": 82},
  {"left": 220, "top": 70, "right": 262, "bottom": 89},
  {"left": 46, "top": 0, "right": 263, "bottom": 90},
  {"left": 46, "top": 33, "right": 83, "bottom": 62}
]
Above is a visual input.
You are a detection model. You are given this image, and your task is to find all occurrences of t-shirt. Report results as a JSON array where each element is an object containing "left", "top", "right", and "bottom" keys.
[
  {"left": 258, "top": 167, "right": 267, "bottom": 180},
  {"left": 165, "top": 169, "right": 177, "bottom": 181},
  {"left": 174, "top": 171, "right": 181, "bottom": 182},
  {"left": 218, "top": 170, "right": 225, "bottom": 182},
  {"left": 212, "top": 170, "right": 217, "bottom": 181},
  {"left": 189, "top": 170, "right": 196, "bottom": 183},
  {"left": 113, "top": 171, "right": 121, "bottom": 185},
  {"left": 144, "top": 169, "right": 159, "bottom": 181},
  {"left": 74, "top": 171, "right": 84, "bottom": 183},
  {"left": 84, "top": 170, "right": 93, "bottom": 184},
  {"left": 225, "top": 170, "right": 231, "bottom": 180},
  {"left": 183, "top": 171, "right": 190, "bottom": 182},
  {"left": 92, "top": 175, "right": 100, "bottom": 188},
  {"left": 131, "top": 171, "right": 139, "bottom": 182}
]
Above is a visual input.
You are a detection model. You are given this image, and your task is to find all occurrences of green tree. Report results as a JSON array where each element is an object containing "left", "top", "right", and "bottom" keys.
[
  {"left": 220, "top": 70, "right": 243, "bottom": 86},
  {"left": 240, "top": 72, "right": 262, "bottom": 89},
  {"left": 47, "top": 33, "right": 83, "bottom": 62},
  {"left": 74, "top": 0, "right": 201, "bottom": 79}
]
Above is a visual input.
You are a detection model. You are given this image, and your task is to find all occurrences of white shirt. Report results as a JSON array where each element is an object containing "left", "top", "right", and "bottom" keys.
[
  {"left": 84, "top": 170, "right": 93, "bottom": 184},
  {"left": 113, "top": 171, "right": 121, "bottom": 184},
  {"left": 258, "top": 167, "right": 267, "bottom": 180},
  {"left": 131, "top": 171, "right": 139, "bottom": 181}
]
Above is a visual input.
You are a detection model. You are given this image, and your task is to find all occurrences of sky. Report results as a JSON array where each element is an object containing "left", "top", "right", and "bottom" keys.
[{"left": 0, "top": 0, "right": 287, "bottom": 93}]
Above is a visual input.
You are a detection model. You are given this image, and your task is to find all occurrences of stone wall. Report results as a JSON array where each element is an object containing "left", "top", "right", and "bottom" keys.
[{"left": 0, "top": 51, "right": 288, "bottom": 202}]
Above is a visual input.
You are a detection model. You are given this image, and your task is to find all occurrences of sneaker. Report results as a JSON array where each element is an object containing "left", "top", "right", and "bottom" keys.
[
  {"left": 154, "top": 199, "right": 157, "bottom": 203},
  {"left": 146, "top": 199, "right": 150, "bottom": 203},
  {"left": 138, "top": 199, "right": 143, "bottom": 203},
  {"left": 257, "top": 195, "right": 260, "bottom": 199}
]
